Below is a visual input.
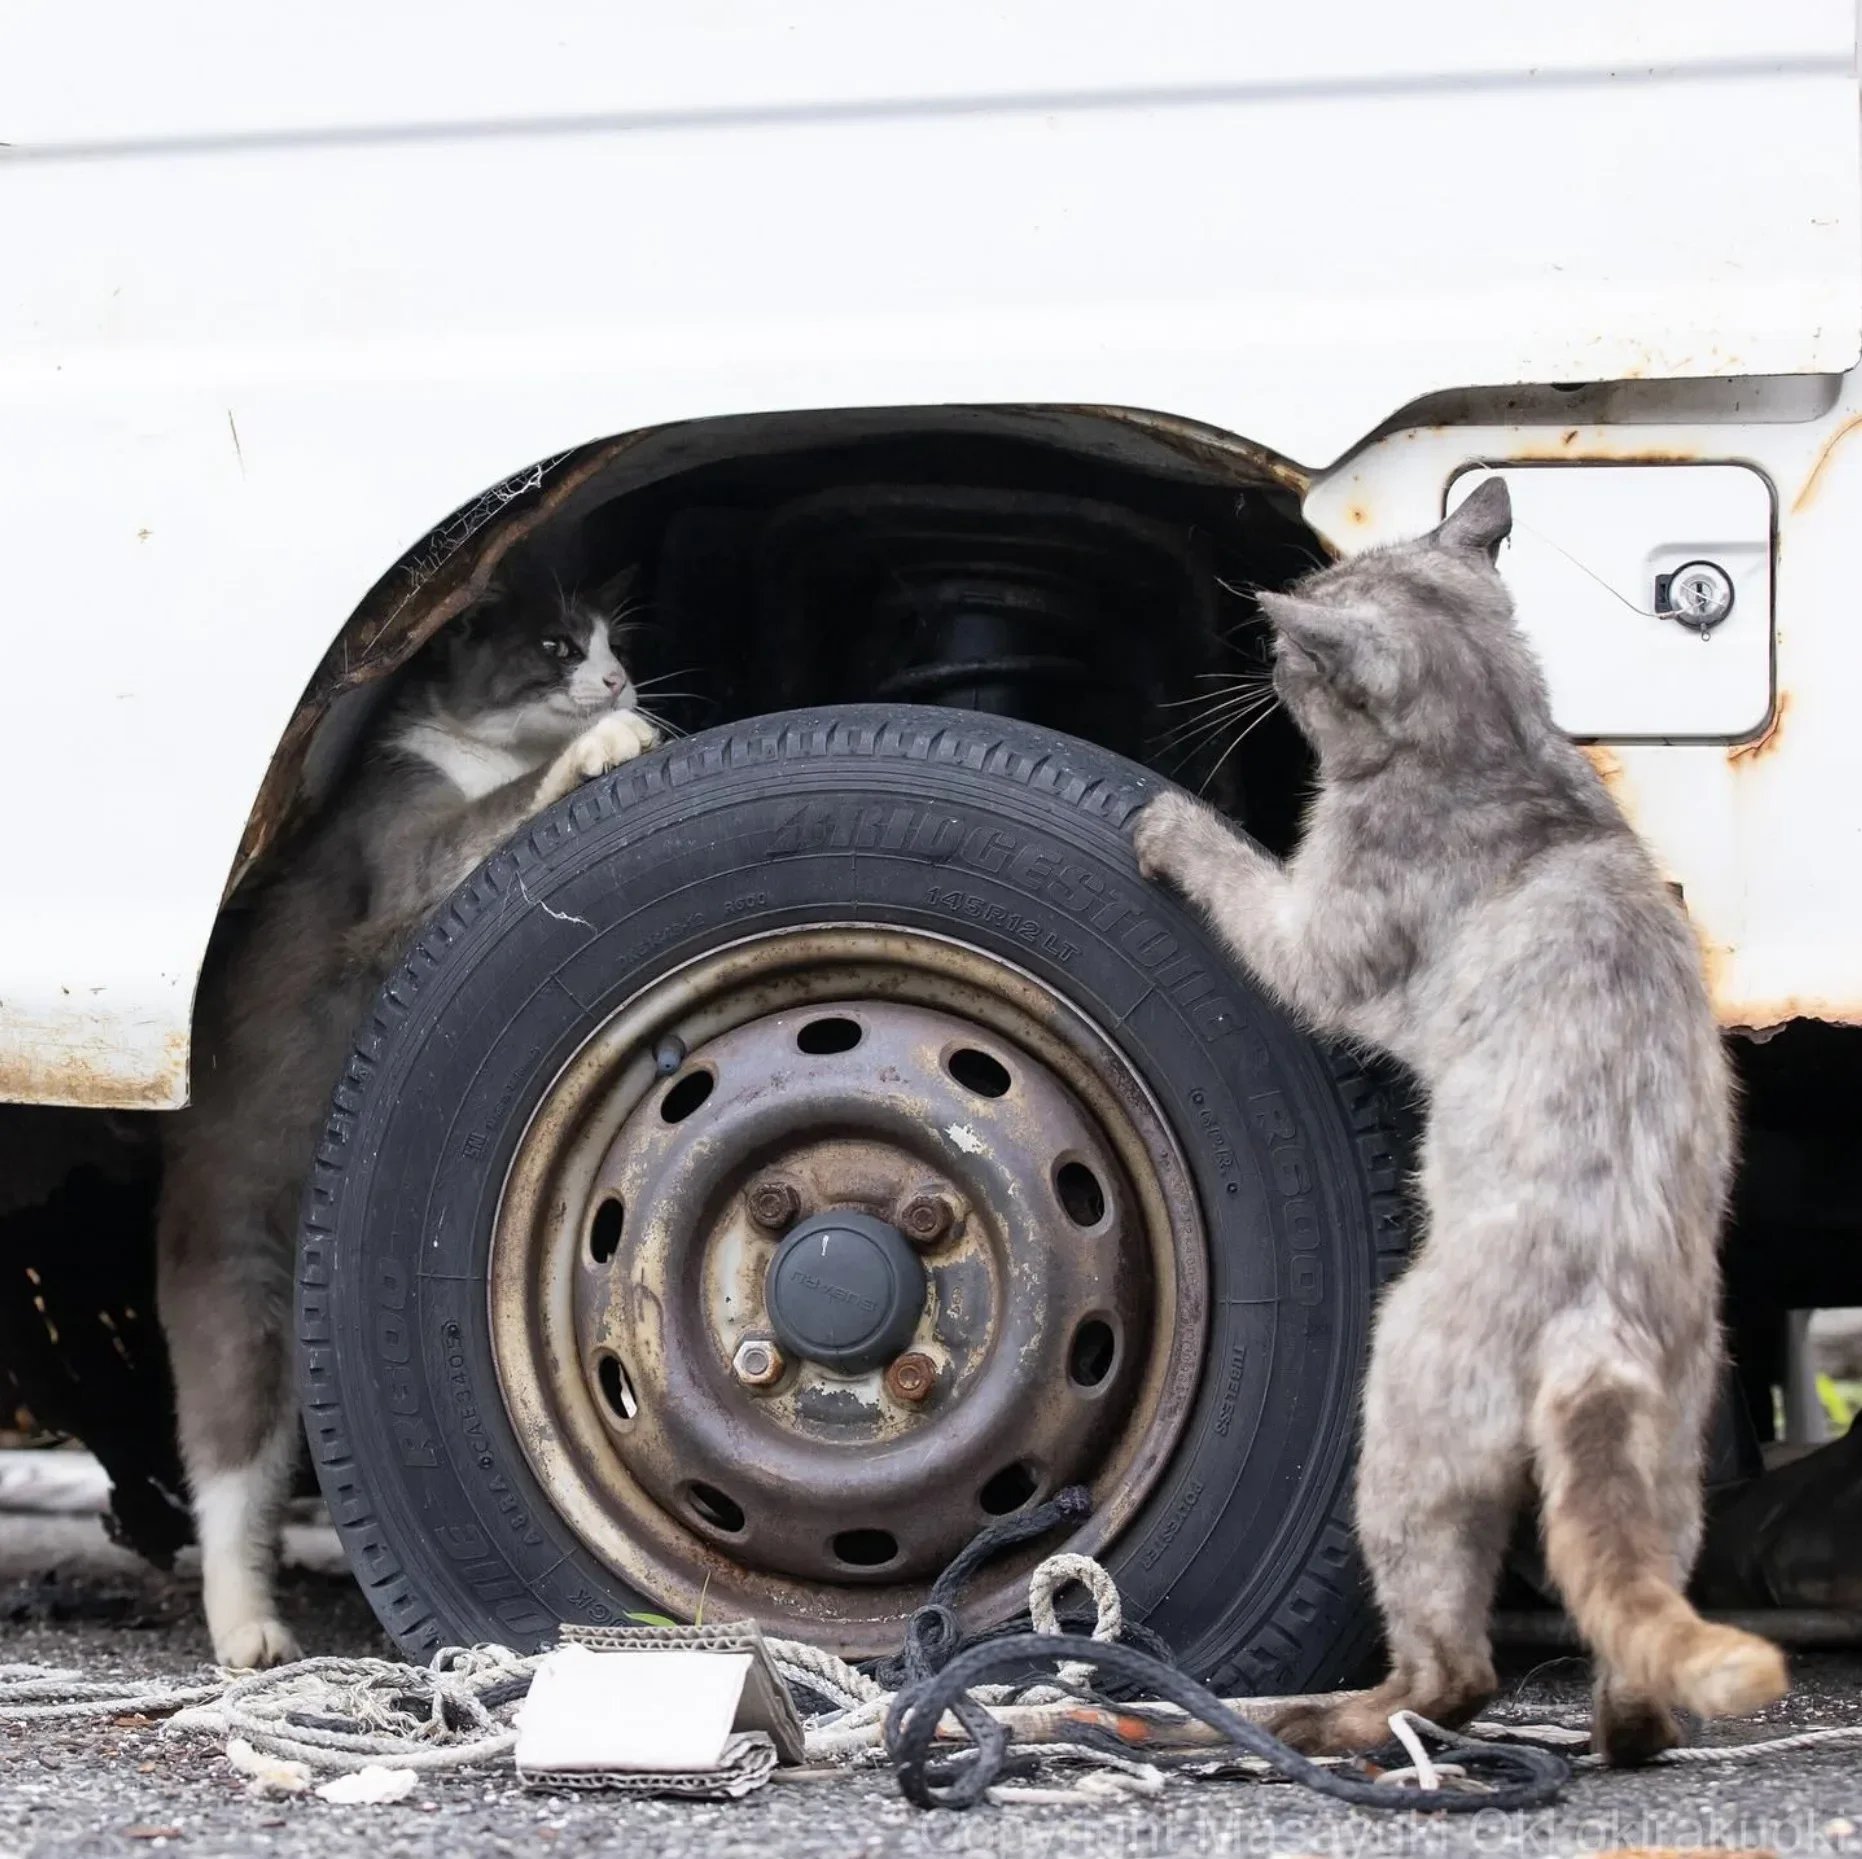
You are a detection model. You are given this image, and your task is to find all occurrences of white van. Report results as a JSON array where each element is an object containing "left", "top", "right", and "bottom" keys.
[{"left": 2, "top": 4, "right": 1857, "bottom": 1686}]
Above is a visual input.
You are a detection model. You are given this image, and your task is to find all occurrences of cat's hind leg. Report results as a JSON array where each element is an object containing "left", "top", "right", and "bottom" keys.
[
  {"left": 191, "top": 1415, "right": 303, "bottom": 1669},
  {"left": 1268, "top": 1270, "right": 1523, "bottom": 1753},
  {"left": 157, "top": 1191, "right": 303, "bottom": 1668},
  {"left": 1531, "top": 1347, "right": 1786, "bottom": 1764}
]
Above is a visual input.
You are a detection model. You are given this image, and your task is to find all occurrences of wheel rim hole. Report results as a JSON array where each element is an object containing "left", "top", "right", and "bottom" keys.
[
  {"left": 687, "top": 1482, "right": 745, "bottom": 1534},
  {"left": 1068, "top": 1317, "right": 1117, "bottom": 1389},
  {"left": 946, "top": 1047, "right": 1011, "bottom": 1098},
  {"left": 588, "top": 1194, "right": 625, "bottom": 1264},
  {"left": 1054, "top": 1161, "right": 1107, "bottom": 1228},
  {"left": 796, "top": 1016, "right": 862, "bottom": 1055},
  {"left": 660, "top": 1069, "right": 715, "bottom": 1123},
  {"left": 596, "top": 1352, "right": 639, "bottom": 1423},
  {"left": 978, "top": 1461, "right": 1040, "bottom": 1517},
  {"left": 831, "top": 1528, "right": 898, "bottom": 1568}
]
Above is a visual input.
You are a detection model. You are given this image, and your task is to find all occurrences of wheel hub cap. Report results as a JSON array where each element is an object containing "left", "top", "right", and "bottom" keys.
[{"left": 766, "top": 1212, "right": 926, "bottom": 1374}]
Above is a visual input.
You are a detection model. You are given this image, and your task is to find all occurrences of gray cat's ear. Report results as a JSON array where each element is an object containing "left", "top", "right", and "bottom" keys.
[
  {"left": 1432, "top": 476, "right": 1512, "bottom": 560},
  {"left": 1256, "top": 590, "right": 1354, "bottom": 657},
  {"left": 1259, "top": 590, "right": 1396, "bottom": 704}
]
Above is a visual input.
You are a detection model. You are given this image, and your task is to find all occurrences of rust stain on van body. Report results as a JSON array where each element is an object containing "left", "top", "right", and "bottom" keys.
[
  {"left": 1726, "top": 690, "right": 1790, "bottom": 766},
  {"left": 1791, "top": 410, "right": 1862, "bottom": 514},
  {"left": 0, "top": 1028, "right": 189, "bottom": 1112}
]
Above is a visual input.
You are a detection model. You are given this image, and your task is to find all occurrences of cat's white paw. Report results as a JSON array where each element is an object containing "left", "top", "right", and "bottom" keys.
[
  {"left": 537, "top": 710, "right": 660, "bottom": 807},
  {"left": 566, "top": 708, "right": 659, "bottom": 780},
  {"left": 214, "top": 1615, "right": 301, "bottom": 1670}
]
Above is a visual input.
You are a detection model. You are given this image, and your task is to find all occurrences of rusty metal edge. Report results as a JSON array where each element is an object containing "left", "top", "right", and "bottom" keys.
[
  {"left": 223, "top": 405, "right": 1307, "bottom": 902},
  {"left": 223, "top": 431, "right": 655, "bottom": 900}
]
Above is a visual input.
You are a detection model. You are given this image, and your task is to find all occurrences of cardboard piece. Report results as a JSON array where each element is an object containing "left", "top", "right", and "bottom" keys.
[{"left": 513, "top": 1621, "right": 807, "bottom": 1799}]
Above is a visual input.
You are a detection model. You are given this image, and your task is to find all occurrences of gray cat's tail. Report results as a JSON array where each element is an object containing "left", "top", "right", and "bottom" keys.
[{"left": 1532, "top": 1374, "right": 1787, "bottom": 1725}]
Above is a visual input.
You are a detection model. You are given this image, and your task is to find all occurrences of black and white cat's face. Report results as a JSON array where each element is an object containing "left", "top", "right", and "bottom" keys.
[{"left": 440, "top": 571, "right": 640, "bottom": 748}]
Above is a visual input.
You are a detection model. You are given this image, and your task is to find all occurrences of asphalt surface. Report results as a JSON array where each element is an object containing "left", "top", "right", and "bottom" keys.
[{"left": 3, "top": 1513, "right": 1860, "bottom": 1859}]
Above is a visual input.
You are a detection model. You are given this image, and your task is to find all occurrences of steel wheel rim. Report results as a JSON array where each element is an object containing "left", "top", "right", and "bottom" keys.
[{"left": 490, "top": 924, "right": 1207, "bottom": 1653}]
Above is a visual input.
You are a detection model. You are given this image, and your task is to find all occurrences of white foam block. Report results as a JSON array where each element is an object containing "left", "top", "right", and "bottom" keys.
[{"left": 514, "top": 1644, "right": 755, "bottom": 1774}]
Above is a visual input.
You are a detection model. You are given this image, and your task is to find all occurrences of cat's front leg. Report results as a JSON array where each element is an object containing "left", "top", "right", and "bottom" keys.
[
  {"left": 1134, "top": 789, "right": 1278, "bottom": 893},
  {"left": 1133, "top": 791, "right": 1336, "bottom": 1026},
  {"left": 531, "top": 710, "right": 660, "bottom": 813},
  {"left": 370, "top": 712, "right": 665, "bottom": 949}
]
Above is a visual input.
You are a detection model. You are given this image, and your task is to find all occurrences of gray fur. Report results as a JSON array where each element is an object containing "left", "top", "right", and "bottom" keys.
[
  {"left": 157, "top": 570, "right": 656, "bottom": 1666},
  {"left": 1133, "top": 477, "right": 1786, "bottom": 1760}
]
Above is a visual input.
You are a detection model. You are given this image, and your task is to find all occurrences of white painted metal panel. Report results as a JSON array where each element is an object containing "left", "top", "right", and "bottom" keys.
[
  {"left": 2, "top": 2, "right": 1854, "bottom": 470},
  {"left": 1443, "top": 465, "right": 1774, "bottom": 739},
  {"left": 1306, "top": 390, "right": 1862, "bottom": 1032},
  {"left": 0, "top": 2, "right": 1857, "bottom": 1101}
]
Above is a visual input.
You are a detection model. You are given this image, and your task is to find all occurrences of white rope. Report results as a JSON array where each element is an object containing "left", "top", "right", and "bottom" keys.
[
  {"left": 0, "top": 1559, "right": 1132, "bottom": 1801},
  {"left": 764, "top": 1637, "right": 887, "bottom": 1714},
  {"left": 0, "top": 1664, "right": 226, "bottom": 1722},
  {"left": 1026, "top": 1551, "right": 1122, "bottom": 1692},
  {"left": 12, "top": 1560, "right": 1859, "bottom": 1808},
  {"left": 1385, "top": 1710, "right": 1442, "bottom": 1791},
  {"left": 205, "top": 1646, "right": 546, "bottom": 1773},
  {"left": 974, "top": 1741, "right": 1166, "bottom": 1804},
  {"left": 1579, "top": 1723, "right": 1862, "bottom": 1767}
]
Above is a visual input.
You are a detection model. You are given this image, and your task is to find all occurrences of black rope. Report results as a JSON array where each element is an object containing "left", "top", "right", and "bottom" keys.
[
  {"left": 858, "top": 1481, "right": 1560, "bottom": 1814},
  {"left": 885, "top": 1634, "right": 1571, "bottom": 1813},
  {"left": 868, "top": 1484, "right": 1095, "bottom": 1691},
  {"left": 919, "top": 1604, "right": 1178, "bottom": 1703},
  {"left": 781, "top": 1674, "right": 850, "bottom": 1719},
  {"left": 474, "top": 1674, "right": 533, "bottom": 1714}
]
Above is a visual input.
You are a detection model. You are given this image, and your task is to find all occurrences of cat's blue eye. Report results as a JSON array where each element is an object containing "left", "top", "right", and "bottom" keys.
[{"left": 541, "top": 636, "right": 576, "bottom": 661}]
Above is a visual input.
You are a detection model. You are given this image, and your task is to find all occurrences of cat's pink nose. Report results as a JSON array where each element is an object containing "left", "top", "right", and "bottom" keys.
[{"left": 605, "top": 671, "right": 626, "bottom": 695}]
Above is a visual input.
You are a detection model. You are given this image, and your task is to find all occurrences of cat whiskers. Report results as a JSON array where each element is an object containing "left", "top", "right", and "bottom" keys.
[
  {"left": 1150, "top": 709, "right": 1277, "bottom": 774},
  {"left": 1150, "top": 684, "right": 1280, "bottom": 762},
  {"left": 1197, "top": 693, "right": 1283, "bottom": 796},
  {"left": 629, "top": 669, "right": 715, "bottom": 742},
  {"left": 1154, "top": 671, "right": 1277, "bottom": 707},
  {"left": 633, "top": 706, "right": 688, "bottom": 742},
  {"left": 1154, "top": 700, "right": 1273, "bottom": 763}
]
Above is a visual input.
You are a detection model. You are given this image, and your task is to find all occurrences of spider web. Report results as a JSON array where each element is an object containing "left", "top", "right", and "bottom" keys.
[{"left": 392, "top": 449, "right": 574, "bottom": 604}]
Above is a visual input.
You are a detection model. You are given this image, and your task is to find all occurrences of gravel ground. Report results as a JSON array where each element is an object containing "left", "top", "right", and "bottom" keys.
[{"left": 3, "top": 1514, "right": 1861, "bottom": 1859}]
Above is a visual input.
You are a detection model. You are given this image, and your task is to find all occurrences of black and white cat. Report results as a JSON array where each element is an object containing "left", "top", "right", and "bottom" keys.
[{"left": 157, "top": 566, "right": 657, "bottom": 1666}]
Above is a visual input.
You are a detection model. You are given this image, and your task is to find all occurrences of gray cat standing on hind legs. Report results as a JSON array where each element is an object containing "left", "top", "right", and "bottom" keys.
[
  {"left": 1133, "top": 477, "right": 1788, "bottom": 1766},
  {"left": 157, "top": 559, "right": 662, "bottom": 1669}
]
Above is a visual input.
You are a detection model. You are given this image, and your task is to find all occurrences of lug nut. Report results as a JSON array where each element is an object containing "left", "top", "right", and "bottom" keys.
[
  {"left": 899, "top": 1193, "right": 956, "bottom": 1246},
  {"left": 732, "top": 1335, "right": 785, "bottom": 1389},
  {"left": 746, "top": 1178, "right": 801, "bottom": 1229},
  {"left": 885, "top": 1351, "right": 937, "bottom": 1404}
]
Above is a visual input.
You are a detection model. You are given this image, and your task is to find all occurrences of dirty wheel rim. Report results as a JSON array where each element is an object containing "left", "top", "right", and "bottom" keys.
[{"left": 490, "top": 925, "right": 1206, "bottom": 1653}]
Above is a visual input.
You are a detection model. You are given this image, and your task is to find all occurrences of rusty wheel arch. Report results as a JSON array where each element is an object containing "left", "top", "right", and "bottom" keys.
[
  {"left": 226, "top": 432, "right": 644, "bottom": 899},
  {"left": 223, "top": 405, "right": 1309, "bottom": 899}
]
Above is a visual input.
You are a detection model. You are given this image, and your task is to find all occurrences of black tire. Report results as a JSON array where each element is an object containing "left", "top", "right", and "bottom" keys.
[{"left": 298, "top": 706, "right": 1409, "bottom": 1694}]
